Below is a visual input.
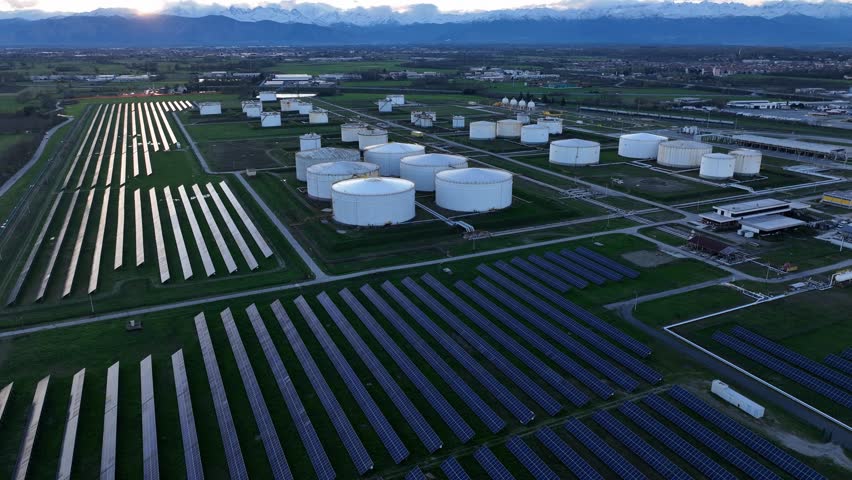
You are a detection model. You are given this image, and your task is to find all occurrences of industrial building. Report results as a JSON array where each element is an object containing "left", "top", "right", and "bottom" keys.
[
  {"left": 332, "top": 177, "right": 416, "bottom": 226},
  {"left": 700, "top": 198, "right": 806, "bottom": 235},
  {"left": 435, "top": 168, "right": 513, "bottom": 212},
  {"left": 821, "top": 190, "right": 852, "bottom": 209},
  {"left": 720, "top": 134, "right": 847, "bottom": 162},
  {"left": 306, "top": 161, "right": 379, "bottom": 200},
  {"left": 400, "top": 154, "right": 468, "bottom": 191}
]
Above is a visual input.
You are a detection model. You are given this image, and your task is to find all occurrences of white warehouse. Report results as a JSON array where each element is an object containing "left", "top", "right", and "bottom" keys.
[
  {"left": 295, "top": 147, "right": 361, "bottom": 181},
  {"left": 400, "top": 153, "right": 468, "bottom": 191},
  {"left": 435, "top": 168, "right": 513, "bottom": 212},
  {"left": 711, "top": 380, "right": 765, "bottom": 418},
  {"left": 307, "top": 161, "right": 379, "bottom": 200},
  {"left": 363, "top": 142, "right": 425, "bottom": 176},
  {"left": 618, "top": 132, "right": 668, "bottom": 159},
  {"left": 332, "top": 177, "right": 416, "bottom": 226}
]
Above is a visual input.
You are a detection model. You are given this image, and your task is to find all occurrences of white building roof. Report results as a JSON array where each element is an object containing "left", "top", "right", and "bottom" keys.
[
  {"left": 715, "top": 198, "right": 789, "bottom": 214},
  {"left": 732, "top": 134, "right": 847, "bottom": 155},
  {"left": 739, "top": 215, "right": 806, "bottom": 232}
]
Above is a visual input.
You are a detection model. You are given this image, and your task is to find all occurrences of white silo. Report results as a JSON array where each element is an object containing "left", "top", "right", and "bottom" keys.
[
  {"left": 618, "top": 133, "right": 668, "bottom": 159},
  {"left": 501, "top": 97, "right": 510, "bottom": 106},
  {"left": 516, "top": 113, "right": 530, "bottom": 124},
  {"left": 297, "top": 102, "right": 313, "bottom": 114},
  {"left": 657, "top": 140, "right": 711, "bottom": 167},
  {"left": 436, "top": 168, "right": 513, "bottom": 212},
  {"left": 414, "top": 114, "right": 433, "bottom": 128},
  {"left": 400, "top": 153, "right": 468, "bottom": 191},
  {"left": 358, "top": 128, "right": 389, "bottom": 151},
  {"left": 537, "top": 117, "right": 563, "bottom": 134},
  {"left": 730, "top": 149, "right": 762, "bottom": 176},
  {"left": 700, "top": 153, "right": 736, "bottom": 180},
  {"left": 550, "top": 139, "right": 600, "bottom": 166},
  {"left": 527, "top": 101, "right": 536, "bottom": 111},
  {"left": 341, "top": 123, "right": 366, "bottom": 142},
  {"left": 309, "top": 109, "right": 329, "bottom": 124},
  {"left": 299, "top": 133, "right": 322, "bottom": 151},
  {"left": 259, "top": 91, "right": 277, "bottom": 102},
  {"left": 295, "top": 147, "right": 361, "bottom": 181},
  {"left": 363, "top": 142, "right": 425, "bottom": 176},
  {"left": 496, "top": 119, "right": 522, "bottom": 138},
  {"left": 509, "top": 98, "right": 518, "bottom": 109},
  {"left": 520, "top": 124, "right": 549, "bottom": 144},
  {"left": 378, "top": 99, "right": 394, "bottom": 113},
  {"left": 470, "top": 121, "right": 497, "bottom": 140},
  {"left": 388, "top": 94, "right": 405, "bottom": 105},
  {"left": 332, "top": 177, "right": 415, "bottom": 226},
  {"left": 518, "top": 99, "right": 527, "bottom": 110},
  {"left": 452, "top": 115, "right": 465, "bottom": 129},
  {"left": 307, "top": 161, "right": 379, "bottom": 200},
  {"left": 260, "top": 111, "right": 281, "bottom": 127}
]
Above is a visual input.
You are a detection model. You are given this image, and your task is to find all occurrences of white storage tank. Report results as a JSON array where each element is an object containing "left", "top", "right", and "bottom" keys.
[
  {"left": 259, "top": 91, "right": 277, "bottom": 102},
  {"left": 618, "top": 132, "right": 668, "bottom": 159},
  {"left": 357, "top": 128, "right": 389, "bottom": 151},
  {"left": 306, "top": 161, "right": 379, "bottom": 200},
  {"left": 297, "top": 102, "right": 313, "bottom": 115},
  {"left": 198, "top": 102, "right": 221, "bottom": 116},
  {"left": 400, "top": 153, "right": 468, "bottom": 191},
  {"left": 299, "top": 133, "right": 322, "bottom": 151},
  {"left": 501, "top": 97, "right": 510, "bottom": 106},
  {"left": 527, "top": 101, "right": 536, "bottom": 111},
  {"left": 470, "top": 121, "right": 497, "bottom": 140},
  {"left": 711, "top": 380, "right": 765, "bottom": 418},
  {"left": 424, "top": 111, "right": 437, "bottom": 121},
  {"left": 549, "top": 139, "right": 601, "bottom": 166},
  {"left": 730, "top": 148, "right": 762, "bottom": 176},
  {"left": 332, "top": 177, "right": 415, "bottom": 226},
  {"left": 280, "top": 99, "right": 299, "bottom": 112},
  {"left": 341, "top": 123, "right": 366, "bottom": 142},
  {"left": 520, "top": 124, "right": 549, "bottom": 145},
  {"left": 363, "top": 142, "right": 425, "bottom": 176},
  {"left": 378, "top": 99, "right": 394, "bottom": 113},
  {"left": 537, "top": 117, "right": 563, "bottom": 134},
  {"left": 410, "top": 111, "right": 422, "bottom": 124},
  {"left": 516, "top": 113, "right": 530, "bottom": 124},
  {"left": 509, "top": 98, "right": 518, "bottom": 109},
  {"left": 388, "top": 94, "right": 405, "bottom": 105},
  {"left": 496, "top": 119, "right": 522, "bottom": 138},
  {"left": 657, "top": 140, "right": 712, "bottom": 167},
  {"left": 452, "top": 115, "right": 465, "bottom": 129},
  {"left": 242, "top": 101, "right": 261, "bottom": 118},
  {"left": 435, "top": 168, "right": 513, "bottom": 212},
  {"left": 260, "top": 111, "right": 281, "bottom": 127},
  {"left": 518, "top": 99, "right": 527, "bottom": 110},
  {"left": 700, "top": 153, "right": 735, "bottom": 180},
  {"left": 295, "top": 147, "right": 360, "bottom": 181},
  {"left": 414, "top": 114, "right": 433, "bottom": 128},
  {"left": 309, "top": 109, "right": 329, "bottom": 124}
]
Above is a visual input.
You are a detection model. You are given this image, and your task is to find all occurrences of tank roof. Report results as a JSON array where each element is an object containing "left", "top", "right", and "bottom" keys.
[
  {"left": 363, "top": 142, "right": 424, "bottom": 154},
  {"left": 308, "top": 161, "right": 378, "bottom": 175},
  {"left": 401, "top": 153, "right": 468, "bottom": 167},
  {"left": 332, "top": 177, "right": 414, "bottom": 195},
  {"left": 552, "top": 139, "right": 599, "bottom": 147},
  {"left": 436, "top": 167, "right": 512, "bottom": 184}
]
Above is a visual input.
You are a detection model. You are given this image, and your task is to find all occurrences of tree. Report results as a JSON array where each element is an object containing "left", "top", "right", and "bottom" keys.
[{"left": 560, "top": 97, "right": 567, "bottom": 106}]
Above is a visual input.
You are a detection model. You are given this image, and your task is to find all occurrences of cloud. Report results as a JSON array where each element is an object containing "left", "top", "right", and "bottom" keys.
[{"left": 2, "top": 0, "right": 39, "bottom": 7}]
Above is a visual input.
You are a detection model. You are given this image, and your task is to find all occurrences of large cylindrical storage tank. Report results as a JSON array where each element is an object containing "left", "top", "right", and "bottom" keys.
[
  {"left": 297, "top": 102, "right": 313, "bottom": 114},
  {"left": 295, "top": 147, "right": 361, "bottom": 181},
  {"left": 309, "top": 110, "right": 329, "bottom": 124},
  {"left": 520, "top": 125, "right": 549, "bottom": 144},
  {"left": 516, "top": 113, "right": 530, "bottom": 124},
  {"left": 469, "top": 121, "right": 496, "bottom": 140},
  {"left": 400, "top": 154, "right": 468, "bottom": 191},
  {"left": 496, "top": 119, "right": 522, "bottom": 138},
  {"left": 306, "top": 161, "right": 380, "bottom": 200},
  {"left": 550, "top": 139, "right": 600, "bottom": 166},
  {"left": 537, "top": 117, "right": 563, "bottom": 134},
  {"left": 358, "top": 128, "right": 389, "bottom": 151},
  {"left": 730, "top": 149, "right": 762, "bottom": 176},
  {"left": 618, "top": 133, "right": 668, "bottom": 159},
  {"left": 362, "top": 142, "right": 425, "bottom": 176},
  {"left": 299, "top": 133, "right": 322, "bottom": 151},
  {"left": 452, "top": 115, "right": 465, "bottom": 129},
  {"left": 435, "top": 168, "right": 513, "bottom": 212},
  {"left": 332, "top": 177, "right": 415, "bottom": 226},
  {"left": 700, "top": 153, "right": 735, "bottom": 180},
  {"left": 341, "top": 123, "right": 366, "bottom": 142},
  {"left": 656, "top": 140, "right": 711, "bottom": 167}
]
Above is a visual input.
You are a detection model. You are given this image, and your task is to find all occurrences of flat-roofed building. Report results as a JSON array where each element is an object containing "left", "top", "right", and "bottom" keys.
[{"left": 822, "top": 190, "right": 852, "bottom": 209}]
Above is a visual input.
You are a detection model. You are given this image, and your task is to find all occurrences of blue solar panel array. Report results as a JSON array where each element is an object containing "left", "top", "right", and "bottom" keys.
[
  {"left": 360, "top": 284, "right": 506, "bottom": 434},
  {"left": 338, "top": 288, "right": 475, "bottom": 443},
  {"left": 670, "top": 386, "right": 827, "bottom": 480},
  {"left": 382, "top": 281, "right": 535, "bottom": 425},
  {"left": 618, "top": 401, "right": 736, "bottom": 480},
  {"left": 528, "top": 254, "right": 590, "bottom": 288},
  {"left": 454, "top": 280, "right": 614, "bottom": 399},
  {"left": 824, "top": 354, "right": 852, "bottom": 375},
  {"left": 592, "top": 410, "right": 691, "bottom": 480},
  {"left": 294, "top": 296, "right": 408, "bottom": 464},
  {"left": 404, "top": 466, "right": 425, "bottom": 480},
  {"left": 564, "top": 417, "right": 647, "bottom": 480},
  {"left": 713, "top": 332, "right": 852, "bottom": 408},
  {"left": 441, "top": 457, "right": 471, "bottom": 480},
  {"left": 474, "top": 446, "right": 515, "bottom": 480},
  {"left": 731, "top": 326, "right": 852, "bottom": 392},
  {"left": 316, "top": 292, "right": 443, "bottom": 453},
  {"left": 544, "top": 251, "right": 607, "bottom": 285},
  {"left": 559, "top": 249, "right": 624, "bottom": 281},
  {"left": 506, "top": 436, "right": 559, "bottom": 480},
  {"left": 509, "top": 257, "right": 571, "bottom": 292},
  {"left": 422, "top": 273, "right": 587, "bottom": 408},
  {"left": 574, "top": 246, "right": 640, "bottom": 279},
  {"left": 535, "top": 426, "right": 602, "bottom": 480},
  {"left": 842, "top": 348, "right": 852, "bottom": 361}
]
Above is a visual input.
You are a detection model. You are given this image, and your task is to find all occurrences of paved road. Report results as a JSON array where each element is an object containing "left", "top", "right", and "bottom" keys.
[
  {"left": 0, "top": 115, "right": 74, "bottom": 197},
  {"left": 604, "top": 277, "right": 736, "bottom": 310}
]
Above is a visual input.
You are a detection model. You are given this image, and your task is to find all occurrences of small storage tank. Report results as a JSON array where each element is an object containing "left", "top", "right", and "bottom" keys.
[
  {"left": 618, "top": 133, "right": 668, "bottom": 159},
  {"left": 435, "top": 168, "right": 513, "bottom": 212},
  {"left": 700, "top": 153, "right": 735, "bottom": 180},
  {"left": 518, "top": 99, "right": 527, "bottom": 110},
  {"left": 260, "top": 111, "right": 281, "bottom": 128},
  {"left": 297, "top": 102, "right": 313, "bottom": 115},
  {"left": 501, "top": 97, "right": 510, "bottom": 106},
  {"left": 357, "top": 128, "right": 389, "bottom": 151},
  {"left": 527, "top": 101, "right": 536, "bottom": 111},
  {"left": 516, "top": 113, "right": 530, "bottom": 124},
  {"left": 410, "top": 111, "right": 422, "bottom": 124},
  {"left": 711, "top": 380, "right": 765, "bottom": 418},
  {"left": 242, "top": 101, "right": 261, "bottom": 118},
  {"left": 520, "top": 124, "right": 549, "bottom": 144},
  {"left": 550, "top": 139, "right": 600, "bottom": 166},
  {"left": 362, "top": 142, "right": 425, "bottom": 176},
  {"left": 299, "top": 133, "right": 322, "bottom": 151},
  {"left": 424, "top": 111, "right": 437, "bottom": 121},
  {"left": 259, "top": 91, "right": 277, "bottom": 102},
  {"left": 537, "top": 117, "right": 563, "bottom": 135},
  {"left": 378, "top": 99, "right": 393, "bottom": 113},
  {"left": 280, "top": 99, "right": 299, "bottom": 112},
  {"left": 657, "top": 140, "right": 712, "bottom": 167},
  {"left": 400, "top": 153, "right": 468, "bottom": 191},
  {"left": 309, "top": 109, "right": 329, "bottom": 124},
  {"left": 469, "top": 121, "right": 497, "bottom": 140},
  {"left": 730, "top": 148, "right": 762, "bottom": 176},
  {"left": 509, "top": 98, "right": 518, "bottom": 108},
  {"left": 387, "top": 94, "right": 405, "bottom": 105},
  {"left": 341, "top": 123, "right": 366, "bottom": 142},
  {"left": 306, "top": 161, "right": 379, "bottom": 200},
  {"left": 295, "top": 147, "right": 361, "bottom": 181},
  {"left": 332, "top": 177, "right": 415, "bottom": 226},
  {"left": 414, "top": 114, "right": 433, "bottom": 128},
  {"left": 452, "top": 115, "right": 465, "bottom": 129},
  {"left": 496, "top": 119, "right": 522, "bottom": 138}
]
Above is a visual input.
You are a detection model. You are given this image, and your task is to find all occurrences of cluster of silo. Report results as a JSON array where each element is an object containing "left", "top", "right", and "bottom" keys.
[
  {"left": 400, "top": 154, "right": 468, "bottom": 191},
  {"left": 295, "top": 147, "right": 361, "bottom": 181},
  {"left": 699, "top": 153, "right": 736, "bottom": 180},
  {"left": 436, "top": 168, "right": 513, "bottom": 212},
  {"left": 358, "top": 128, "right": 389, "bottom": 151},
  {"left": 618, "top": 133, "right": 668, "bottom": 159},
  {"left": 470, "top": 121, "right": 497, "bottom": 140},
  {"left": 362, "top": 142, "right": 425, "bottom": 176},
  {"left": 299, "top": 133, "right": 321, "bottom": 151},
  {"left": 307, "top": 161, "right": 379, "bottom": 200},
  {"left": 550, "top": 139, "right": 601, "bottom": 166},
  {"left": 656, "top": 140, "right": 711, "bottom": 167},
  {"left": 341, "top": 122, "right": 366, "bottom": 142},
  {"left": 332, "top": 177, "right": 416, "bottom": 226}
]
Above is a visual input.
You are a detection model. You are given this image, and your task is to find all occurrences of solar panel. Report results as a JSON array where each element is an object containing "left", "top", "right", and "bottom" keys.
[
  {"left": 206, "top": 183, "right": 258, "bottom": 270},
  {"left": 474, "top": 446, "right": 515, "bottom": 480},
  {"left": 103, "top": 102, "right": 121, "bottom": 186},
  {"left": 130, "top": 103, "right": 139, "bottom": 177},
  {"left": 171, "top": 350, "right": 204, "bottom": 480},
  {"left": 114, "top": 186, "right": 125, "bottom": 270},
  {"left": 824, "top": 354, "right": 852, "bottom": 375},
  {"left": 574, "top": 246, "right": 640, "bottom": 278},
  {"left": 218, "top": 181, "right": 273, "bottom": 258},
  {"left": 405, "top": 466, "right": 426, "bottom": 480},
  {"left": 88, "top": 187, "right": 112, "bottom": 293},
  {"left": 75, "top": 103, "right": 109, "bottom": 189},
  {"left": 161, "top": 186, "right": 193, "bottom": 279},
  {"left": 178, "top": 185, "right": 215, "bottom": 277},
  {"left": 669, "top": 386, "right": 826, "bottom": 480},
  {"left": 713, "top": 332, "right": 852, "bottom": 408},
  {"left": 559, "top": 249, "right": 624, "bottom": 281},
  {"left": 404, "top": 276, "right": 561, "bottom": 415},
  {"left": 62, "top": 104, "right": 102, "bottom": 189},
  {"left": 272, "top": 300, "right": 368, "bottom": 476},
  {"left": 140, "top": 355, "right": 159, "bottom": 480},
  {"left": 564, "top": 417, "right": 646, "bottom": 480},
  {"left": 360, "top": 284, "right": 506, "bottom": 434},
  {"left": 316, "top": 292, "right": 442, "bottom": 453},
  {"left": 152, "top": 103, "right": 171, "bottom": 149},
  {"left": 842, "top": 348, "right": 852, "bottom": 362},
  {"left": 527, "top": 254, "right": 589, "bottom": 289},
  {"left": 544, "top": 251, "right": 607, "bottom": 285},
  {"left": 505, "top": 436, "right": 559, "bottom": 480},
  {"left": 487, "top": 262, "right": 651, "bottom": 358},
  {"left": 100, "top": 362, "right": 119, "bottom": 480},
  {"left": 149, "top": 188, "right": 171, "bottom": 284},
  {"left": 37, "top": 190, "right": 80, "bottom": 301},
  {"left": 592, "top": 410, "right": 691, "bottom": 480},
  {"left": 156, "top": 102, "right": 178, "bottom": 145},
  {"left": 12, "top": 376, "right": 50, "bottom": 480},
  {"left": 454, "top": 279, "right": 613, "bottom": 400},
  {"left": 244, "top": 304, "right": 335, "bottom": 480},
  {"left": 731, "top": 326, "right": 852, "bottom": 392},
  {"left": 88, "top": 103, "right": 116, "bottom": 188},
  {"left": 294, "top": 295, "right": 407, "bottom": 464},
  {"left": 57, "top": 369, "right": 86, "bottom": 480},
  {"left": 194, "top": 313, "right": 249, "bottom": 480},
  {"left": 643, "top": 394, "right": 779, "bottom": 480},
  {"left": 63, "top": 189, "right": 96, "bottom": 297},
  {"left": 509, "top": 256, "right": 571, "bottom": 292},
  {"left": 145, "top": 102, "right": 164, "bottom": 151},
  {"left": 134, "top": 189, "right": 144, "bottom": 266},
  {"left": 119, "top": 103, "right": 128, "bottom": 185},
  {"left": 382, "top": 281, "right": 535, "bottom": 425},
  {"left": 6, "top": 191, "right": 63, "bottom": 305},
  {"left": 192, "top": 184, "right": 238, "bottom": 273},
  {"left": 138, "top": 103, "right": 152, "bottom": 175},
  {"left": 0, "top": 383, "right": 11, "bottom": 423},
  {"left": 336, "top": 288, "right": 475, "bottom": 443},
  {"left": 535, "top": 426, "right": 602, "bottom": 480},
  {"left": 619, "top": 401, "right": 735, "bottom": 480},
  {"left": 441, "top": 457, "right": 471, "bottom": 480}
]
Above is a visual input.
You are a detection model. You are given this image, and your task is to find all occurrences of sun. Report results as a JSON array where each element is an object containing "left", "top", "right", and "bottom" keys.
[{"left": 135, "top": 2, "right": 165, "bottom": 15}]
